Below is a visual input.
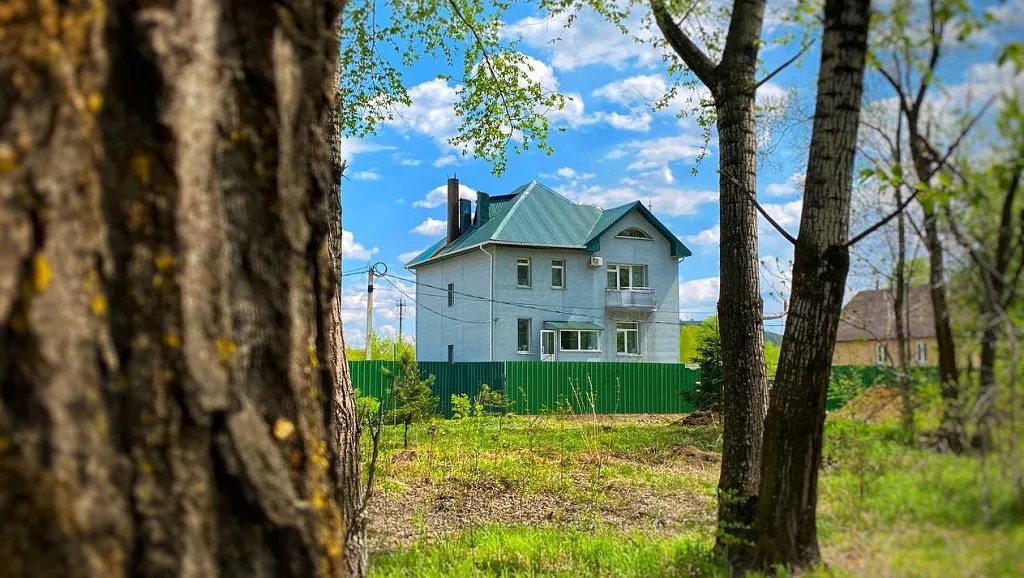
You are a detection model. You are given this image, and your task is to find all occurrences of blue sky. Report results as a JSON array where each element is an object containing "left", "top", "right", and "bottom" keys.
[{"left": 337, "top": 0, "right": 1023, "bottom": 347}]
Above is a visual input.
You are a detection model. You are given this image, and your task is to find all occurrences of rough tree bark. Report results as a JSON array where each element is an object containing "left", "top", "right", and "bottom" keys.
[
  {"left": 753, "top": 0, "right": 871, "bottom": 569},
  {"left": 650, "top": 0, "right": 768, "bottom": 560},
  {"left": 0, "top": 1, "right": 362, "bottom": 577}
]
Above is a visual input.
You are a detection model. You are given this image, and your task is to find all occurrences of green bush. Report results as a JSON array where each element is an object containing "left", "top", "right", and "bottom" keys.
[
  {"left": 680, "top": 316, "right": 723, "bottom": 413},
  {"left": 451, "top": 393, "right": 472, "bottom": 419}
]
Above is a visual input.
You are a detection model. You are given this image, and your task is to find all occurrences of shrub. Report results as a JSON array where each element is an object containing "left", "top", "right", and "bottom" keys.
[
  {"left": 451, "top": 393, "right": 472, "bottom": 420},
  {"left": 680, "top": 316, "right": 723, "bottom": 413},
  {"left": 382, "top": 351, "right": 438, "bottom": 447}
]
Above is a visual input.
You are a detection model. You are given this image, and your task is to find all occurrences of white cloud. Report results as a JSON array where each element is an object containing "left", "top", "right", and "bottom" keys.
[
  {"left": 684, "top": 224, "right": 720, "bottom": 247},
  {"left": 504, "top": 9, "right": 664, "bottom": 71},
  {"left": 433, "top": 154, "right": 461, "bottom": 168},
  {"left": 341, "top": 229, "right": 378, "bottom": 261},
  {"left": 340, "top": 138, "right": 395, "bottom": 165},
  {"left": 385, "top": 78, "right": 460, "bottom": 142},
  {"left": 766, "top": 172, "right": 804, "bottom": 197},
  {"left": 678, "top": 277, "right": 720, "bottom": 313},
  {"left": 759, "top": 200, "right": 804, "bottom": 239},
  {"left": 661, "top": 166, "right": 674, "bottom": 185},
  {"left": 352, "top": 169, "right": 382, "bottom": 181},
  {"left": 558, "top": 184, "right": 718, "bottom": 216},
  {"left": 394, "top": 156, "right": 422, "bottom": 166},
  {"left": 607, "top": 133, "right": 709, "bottom": 171},
  {"left": 413, "top": 182, "right": 479, "bottom": 208},
  {"left": 594, "top": 110, "right": 653, "bottom": 132},
  {"left": 412, "top": 217, "right": 447, "bottom": 236},
  {"left": 399, "top": 248, "right": 426, "bottom": 263},
  {"left": 557, "top": 167, "right": 593, "bottom": 180}
]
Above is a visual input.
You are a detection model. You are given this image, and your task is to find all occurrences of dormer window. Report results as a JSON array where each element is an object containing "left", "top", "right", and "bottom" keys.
[{"left": 616, "top": 228, "right": 652, "bottom": 240}]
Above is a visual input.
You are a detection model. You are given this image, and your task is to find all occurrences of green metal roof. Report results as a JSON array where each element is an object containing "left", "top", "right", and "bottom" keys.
[
  {"left": 543, "top": 321, "right": 604, "bottom": 330},
  {"left": 405, "top": 180, "right": 691, "bottom": 268}
]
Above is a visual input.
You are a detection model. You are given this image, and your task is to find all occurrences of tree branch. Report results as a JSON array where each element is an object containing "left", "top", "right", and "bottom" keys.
[
  {"left": 923, "top": 95, "right": 998, "bottom": 182},
  {"left": 755, "top": 41, "right": 811, "bottom": 90},
  {"left": 649, "top": 0, "right": 718, "bottom": 89},
  {"left": 877, "top": 65, "right": 912, "bottom": 117},
  {"left": 720, "top": 167, "right": 797, "bottom": 244},
  {"left": 845, "top": 186, "right": 922, "bottom": 248},
  {"left": 913, "top": 0, "right": 943, "bottom": 116}
]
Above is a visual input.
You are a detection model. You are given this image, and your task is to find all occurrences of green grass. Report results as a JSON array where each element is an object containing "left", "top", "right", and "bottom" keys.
[
  {"left": 372, "top": 526, "right": 721, "bottom": 578},
  {"left": 366, "top": 413, "right": 1024, "bottom": 577}
]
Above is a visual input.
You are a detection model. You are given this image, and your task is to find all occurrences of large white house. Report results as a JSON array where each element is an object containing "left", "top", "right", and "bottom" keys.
[{"left": 406, "top": 178, "right": 691, "bottom": 363}]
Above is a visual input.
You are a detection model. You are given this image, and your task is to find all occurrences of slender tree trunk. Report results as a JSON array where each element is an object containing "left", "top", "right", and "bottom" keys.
[
  {"left": 893, "top": 190, "right": 915, "bottom": 442},
  {"left": 970, "top": 164, "right": 1020, "bottom": 451},
  {"left": 911, "top": 135, "right": 965, "bottom": 451},
  {"left": 0, "top": 2, "right": 359, "bottom": 577},
  {"left": 922, "top": 200, "right": 965, "bottom": 451},
  {"left": 753, "top": 0, "right": 871, "bottom": 568}
]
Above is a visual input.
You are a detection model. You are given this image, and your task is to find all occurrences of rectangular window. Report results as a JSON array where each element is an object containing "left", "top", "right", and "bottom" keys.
[
  {"left": 876, "top": 343, "right": 888, "bottom": 365},
  {"left": 551, "top": 260, "right": 565, "bottom": 288},
  {"left": 606, "top": 264, "right": 648, "bottom": 289},
  {"left": 559, "top": 329, "right": 600, "bottom": 352},
  {"left": 447, "top": 283, "right": 454, "bottom": 307},
  {"left": 616, "top": 322, "right": 639, "bottom": 355},
  {"left": 915, "top": 342, "right": 927, "bottom": 364},
  {"left": 516, "top": 258, "right": 532, "bottom": 288},
  {"left": 447, "top": 344, "right": 454, "bottom": 363},
  {"left": 517, "top": 318, "right": 531, "bottom": 353},
  {"left": 541, "top": 330, "right": 555, "bottom": 356}
]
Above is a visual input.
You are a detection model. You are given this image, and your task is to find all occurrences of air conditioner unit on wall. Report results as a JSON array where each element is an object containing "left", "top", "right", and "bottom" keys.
[{"left": 589, "top": 256, "right": 603, "bottom": 267}]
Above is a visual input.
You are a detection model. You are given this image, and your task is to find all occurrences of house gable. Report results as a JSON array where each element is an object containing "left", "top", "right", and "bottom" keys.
[{"left": 584, "top": 202, "right": 691, "bottom": 258}]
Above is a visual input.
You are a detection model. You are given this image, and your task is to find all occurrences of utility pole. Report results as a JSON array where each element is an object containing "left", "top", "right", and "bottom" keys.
[
  {"left": 365, "top": 267, "right": 374, "bottom": 360},
  {"left": 397, "top": 299, "right": 405, "bottom": 343}
]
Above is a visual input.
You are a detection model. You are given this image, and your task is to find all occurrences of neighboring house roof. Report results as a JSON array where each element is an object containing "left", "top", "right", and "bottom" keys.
[
  {"left": 406, "top": 181, "right": 692, "bottom": 268},
  {"left": 836, "top": 286, "right": 936, "bottom": 342}
]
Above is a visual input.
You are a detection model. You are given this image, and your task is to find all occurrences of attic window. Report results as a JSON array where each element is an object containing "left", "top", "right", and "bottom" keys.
[{"left": 616, "top": 228, "right": 652, "bottom": 240}]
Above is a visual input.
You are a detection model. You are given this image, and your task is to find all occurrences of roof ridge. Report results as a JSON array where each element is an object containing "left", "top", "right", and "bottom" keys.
[
  {"left": 584, "top": 201, "right": 637, "bottom": 239},
  {"left": 491, "top": 181, "right": 535, "bottom": 239}
]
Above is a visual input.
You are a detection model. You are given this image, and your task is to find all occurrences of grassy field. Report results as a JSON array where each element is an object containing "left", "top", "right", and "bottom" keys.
[{"left": 364, "top": 406, "right": 1024, "bottom": 577}]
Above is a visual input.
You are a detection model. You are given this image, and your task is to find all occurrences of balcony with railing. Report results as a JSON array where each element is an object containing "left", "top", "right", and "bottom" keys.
[{"left": 605, "top": 288, "right": 656, "bottom": 311}]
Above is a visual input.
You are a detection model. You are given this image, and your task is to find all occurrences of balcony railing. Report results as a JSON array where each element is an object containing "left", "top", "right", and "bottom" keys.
[{"left": 605, "top": 288, "right": 656, "bottom": 310}]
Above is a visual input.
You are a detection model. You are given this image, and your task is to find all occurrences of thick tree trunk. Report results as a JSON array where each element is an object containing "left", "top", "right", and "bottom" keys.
[
  {"left": 709, "top": 1, "right": 769, "bottom": 560},
  {"left": 0, "top": 2, "right": 360, "bottom": 577},
  {"left": 753, "top": 0, "right": 870, "bottom": 569}
]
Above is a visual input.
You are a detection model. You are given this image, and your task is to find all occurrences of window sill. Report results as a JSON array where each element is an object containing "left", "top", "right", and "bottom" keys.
[
  {"left": 559, "top": 350, "right": 601, "bottom": 353},
  {"left": 516, "top": 351, "right": 532, "bottom": 355},
  {"left": 516, "top": 285, "right": 532, "bottom": 289},
  {"left": 616, "top": 353, "right": 642, "bottom": 357},
  {"left": 551, "top": 286, "right": 564, "bottom": 290}
]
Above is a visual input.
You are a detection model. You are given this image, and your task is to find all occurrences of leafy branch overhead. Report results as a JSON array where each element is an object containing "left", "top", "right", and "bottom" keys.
[{"left": 338, "top": 0, "right": 567, "bottom": 174}]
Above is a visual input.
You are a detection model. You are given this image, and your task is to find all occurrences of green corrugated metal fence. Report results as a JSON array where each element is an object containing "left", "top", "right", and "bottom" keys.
[
  {"left": 348, "top": 361, "right": 935, "bottom": 416},
  {"left": 347, "top": 360, "right": 504, "bottom": 417},
  {"left": 505, "top": 361, "right": 698, "bottom": 414}
]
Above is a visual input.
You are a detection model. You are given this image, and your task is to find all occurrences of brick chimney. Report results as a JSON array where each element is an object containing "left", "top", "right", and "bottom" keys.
[{"left": 447, "top": 177, "right": 460, "bottom": 243}]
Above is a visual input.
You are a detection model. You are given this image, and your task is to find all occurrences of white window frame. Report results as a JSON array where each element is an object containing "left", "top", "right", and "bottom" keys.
[
  {"left": 551, "top": 259, "right": 565, "bottom": 289},
  {"left": 447, "top": 283, "right": 455, "bottom": 307},
  {"left": 607, "top": 264, "right": 648, "bottom": 290},
  {"left": 517, "top": 318, "right": 532, "bottom": 353},
  {"left": 615, "top": 228, "right": 652, "bottom": 240},
  {"left": 516, "top": 257, "right": 532, "bottom": 288},
  {"left": 915, "top": 342, "right": 927, "bottom": 364},
  {"left": 540, "top": 330, "right": 556, "bottom": 357},
  {"left": 876, "top": 342, "right": 888, "bottom": 365},
  {"left": 559, "top": 329, "right": 600, "bottom": 352},
  {"left": 616, "top": 322, "right": 640, "bottom": 355}
]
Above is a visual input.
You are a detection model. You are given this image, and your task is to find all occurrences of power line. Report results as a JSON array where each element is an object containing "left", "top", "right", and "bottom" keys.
[
  {"left": 379, "top": 275, "right": 489, "bottom": 325},
  {"left": 383, "top": 273, "right": 723, "bottom": 328}
]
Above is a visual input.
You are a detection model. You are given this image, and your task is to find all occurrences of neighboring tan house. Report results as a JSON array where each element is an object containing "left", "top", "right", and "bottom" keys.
[
  {"left": 835, "top": 286, "right": 939, "bottom": 366},
  {"left": 406, "top": 178, "right": 691, "bottom": 363}
]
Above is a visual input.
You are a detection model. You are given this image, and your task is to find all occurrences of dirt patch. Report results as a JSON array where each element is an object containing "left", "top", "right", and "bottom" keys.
[
  {"left": 390, "top": 450, "right": 417, "bottom": 463},
  {"left": 833, "top": 386, "right": 902, "bottom": 424},
  {"left": 672, "top": 444, "right": 720, "bottom": 463},
  {"left": 672, "top": 411, "right": 720, "bottom": 427},
  {"left": 367, "top": 480, "right": 714, "bottom": 553},
  {"left": 556, "top": 413, "right": 685, "bottom": 425}
]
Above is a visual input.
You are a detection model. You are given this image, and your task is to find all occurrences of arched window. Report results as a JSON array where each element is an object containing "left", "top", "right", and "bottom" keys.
[{"left": 616, "top": 228, "right": 652, "bottom": 240}]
